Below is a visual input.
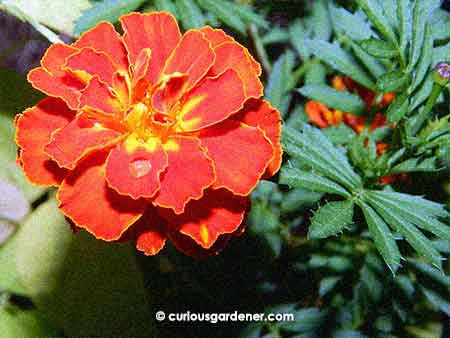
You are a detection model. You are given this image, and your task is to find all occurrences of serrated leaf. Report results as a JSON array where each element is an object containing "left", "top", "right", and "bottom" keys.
[
  {"left": 289, "top": 20, "right": 311, "bottom": 60},
  {"left": 298, "top": 84, "right": 366, "bottom": 115},
  {"left": 356, "top": 0, "right": 397, "bottom": 45},
  {"left": 329, "top": 3, "right": 373, "bottom": 41},
  {"left": 175, "top": 0, "right": 205, "bottom": 29},
  {"left": 308, "top": 200, "right": 354, "bottom": 239},
  {"left": 319, "top": 276, "right": 341, "bottom": 296},
  {"left": 391, "top": 157, "right": 439, "bottom": 173},
  {"left": 366, "top": 196, "right": 443, "bottom": 269},
  {"left": 386, "top": 93, "right": 409, "bottom": 123},
  {"left": 196, "top": 0, "right": 246, "bottom": 34},
  {"left": 411, "top": 24, "right": 433, "bottom": 91},
  {"left": 359, "top": 201, "right": 401, "bottom": 274},
  {"left": 398, "top": 0, "right": 412, "bottom": 59},
  {"left": 349, "top": 40, "right": 386, "bottom": 78},
  {"left": 312, "top": 0, "right": 332, "bottom": 41},
  {"left": 73, "top": 0, "right": 145, "bottom": 36},
  {"left": 280, "top": 167, "right": 351, "bottom": 197},
  {"left": 421, "top": 287, "right": 450, "bottom": 316},
  {"left": 377, "top": 70, "right": 409, "bottom": 93},
  {"left": 323, "top": 124, "right": 356, "bottom": 145},
  {"left": 409, "top": 259, "right": 450, "bottom": 289},
  {"left": 361, "top": 38, "right": 398, "bottom": 58},
  {"left": 410, "top": 74, "right": 433, "bottom": 111},
  {"left": 308, "top": 39, "right": 376, "bottom": 90},
  {"left": 305, "top": 62, "right": 327, "bottom": 85},
  {"left": 265, "top": 51, "right": 295, "bottom": 115}
]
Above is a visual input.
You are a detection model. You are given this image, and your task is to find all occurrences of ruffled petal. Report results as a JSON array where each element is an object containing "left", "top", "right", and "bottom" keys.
[
  {"left": 79, "top": 76, "right": 122, "bottom": 114},
  {"left": 105, "top": 135, "right": 168, "bottom": 199},
  {"left": 176, "top": 69, "right": 245, "bottom": 131},
  {"left": 161, "top": 189, "right": 248, "bottom": 249},
  {"left": 132, "top": 48, "right": 152, "bottom": 102},
  {"left": 73, "top": 21, "right": 128, "bottom": 70},
  {"left": 41, "top": 43, "right": 79, "bottom": 75},
  {"left": 153, "top": 136, "right": 215, "bottom": 214},
  {"left": 15, "top": 98, "right": 75, "bottom": 186},
  {"left": 163, "top": 30, "right": 215, "bottom": 91},
  {"left": 65, "top": 47, "right": 116, "bottom": 85},
  {"left": 120, "top": 12, "right": 181, "bottom": 85},
  {"left": 44, "top": 115, "right": 124, "bottom": 169},
  {"left": 57, "top": 152, "right": 147, "bottom": 241},
  {"left": 208, "top": 42, "right": 263, "bottom": 98},
  {"left": 199, "top": 119, "right": 273, "bottom": 195},
  {"left": 233, "top": 99, "right": 282, "bottom": 177},
  {"left": 151, "top": 72, "right": 188, "bottom": 113}
]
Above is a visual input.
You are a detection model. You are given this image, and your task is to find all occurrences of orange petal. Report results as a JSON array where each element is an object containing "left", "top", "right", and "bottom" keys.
[
  {"left": 151, "top": 72, "right": 189, "bottom": 113},
  {"left": 160, "top": 189, "right": 248, "bottom": 249},
  {"left": 44, "top": 115, "right": 124, "bottom": 169},
  {"left": 105, "top": 137, "right": 168, "bottom": 199},
  {"left": 199, "top": 119, "right": 273, "bottom": 196},
  {"left": 176, "top": 69, "right": 245, "bottom": 131},
  {"left": 120, "top": 12, "right": 181, "bottom": 85},
  {"left": 57, "top": 152, "right": 147, "bottom": 241},
  {"left": 208, "top": 42, "right": 263, "bottom": 98},
  {"left": 132, "top": 48, "right": 152, "bottom": 101},
  {"left": 153, "top": 136, "right": 215, "bottom": 214},
  {"left": 27, "top": 67, "right": 83, "bottom": 110},
  {"left": 41, "top": 43, "right": 79, "bottom": 76},
  {"left": 80, "top": 76, "right": 121, "bottom": 114},
  {"left": 200, "top": 26, "right": 261, "bottom": 76},
  {"left": 65, "top": 47, "right": 116, "bottom": 85},
  {"left": 233, "top": 99, "right": 282, "bottom": 178},
  {"left": 163, "top": 30, "right": 215, "bottom": 91},
  {"left": 121, "top": 208, "right": 167, "bottom": 255},
  {"left": 305, "top": 100, "right": 328, "bottom": 128},
  {"left": 15, "top": 98, "right": 74, "bottom": 186},
  {"left": 73, "top": 21, "right": 128, "bottom": 71}
]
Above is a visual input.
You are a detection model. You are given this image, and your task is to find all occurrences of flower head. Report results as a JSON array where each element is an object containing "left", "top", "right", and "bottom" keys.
[{"left": 15, "top": 12, "right": 282, "bottom": 257}]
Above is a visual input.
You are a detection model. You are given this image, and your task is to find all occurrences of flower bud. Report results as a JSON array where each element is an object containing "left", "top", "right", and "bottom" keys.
[{"left": 433, "top": 62, "right": 450, "bottom": 86}]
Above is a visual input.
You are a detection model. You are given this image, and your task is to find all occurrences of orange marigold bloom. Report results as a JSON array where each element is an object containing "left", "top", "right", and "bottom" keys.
[{"left": 15, "top": 12, "right": 282, "bottom": 257}]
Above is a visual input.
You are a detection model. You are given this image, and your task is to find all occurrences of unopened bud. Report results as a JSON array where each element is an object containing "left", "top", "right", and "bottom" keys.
[{"left": 433, "top": 62, "right": 450, "bottom": 86}]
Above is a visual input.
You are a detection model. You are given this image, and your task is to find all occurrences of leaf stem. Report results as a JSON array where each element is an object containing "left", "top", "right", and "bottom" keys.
[
  {"left": 410, "top": 82, "right": 444, "bottom": 134},
  {"left": 248, "top": 23, "right": 271, "bottom": 74}
]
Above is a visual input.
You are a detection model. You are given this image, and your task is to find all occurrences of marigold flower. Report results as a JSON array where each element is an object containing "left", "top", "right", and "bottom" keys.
[{"left": 15, "top": 12, "right": 282, "bottom": 257}]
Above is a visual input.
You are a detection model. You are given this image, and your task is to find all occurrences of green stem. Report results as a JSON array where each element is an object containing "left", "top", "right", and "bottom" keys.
[
  {"left": 410, "top": 82, "right": 444, "bottom": 134},
  {"left": 248, "top": 23, "right": 271, "bottom": 74}
]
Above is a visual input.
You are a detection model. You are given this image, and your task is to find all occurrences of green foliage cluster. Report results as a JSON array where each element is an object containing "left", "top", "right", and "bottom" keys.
[{"left": 1, "top": 0, "right": 450, "bottom": 337}]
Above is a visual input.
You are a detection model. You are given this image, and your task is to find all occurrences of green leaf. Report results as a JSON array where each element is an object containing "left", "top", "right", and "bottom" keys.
[
  {"left": 196, "top": 0, "right": 246, "bottom": 34},
  {"left": 361, "top": 38, "right": 398, "bottom": 58},
  {"left": 323, "top": 124, "right": 356, "bottom": 145},
  {"left": 411, "top": 24, "right": 433, "bottom": 91},
  {"left": 0, "top": 307, "right": 59, "bottom": 338},
  {"left": 409, "top": 259, "right": 450, "bottom": 289},
  {"left": 73, "top": 0, "right": 145, "bottom": 36},
  {"left": 319, "top": 276, "right": 341, "bottom": 296},
  {"left": 308, "top": 200, "right": 354, "bottom": 239},
  {"left": 298, "top": 84, "right": 366, "bottom": 115},
  {"left": 280, "top": 167, "right": 351, "bottom": 197},
  {"left": 366, "top": 196, "right": 442, "bottom": 269},
  {"left": 391, "top": 157, "right": 439, "bottom": 173},
  {"left": 304, "top": 62, "right": 327, "bottom": 85},
  {"left": 308, "top": 39, "right": 376, "bottom": 90},
  {"left": 349, "top": 40, "right": 386, "bottom": 78},
  {"left": 377, "top": 70, "right": 409, "bottom": 93},
  {"left": 154, "top": 0, "right": 179, "bottom": 16},
  {"left": 265, "top": 51, "right": 295, "bottom": 115},
  {"left": 386, "top": 93, "right": 409, "bottom": 123},
  {"left": 279, "top": 308, "right": 326, "bottom": 333},
  {"left": 232, "top": 3, "right": 268, "bottom": 29},
  {"left": 329, "top": 3, "right": 373, "bottom": 41},
  {"left": 432, "top": 43, "right": 450, "bottom": 65},
  {"left": 410, "top": 74, "right": 433, "bottom": 111},
  {"left": 175, "top": 0, "right": 205, "bottom": 29},
  {"left": 359, "top": 201, "right": 401, "bottom": 274},
  {"left": 2, "top": 0, "right": 90, "bottom": 36},
  {"left": 312, "top": 0, "right": 332, "bottom": 41},
  {"left": 281, "top": 188, "right": 323, "bottom": 213},
  {"left": 12, "top": 199, "right": 157, "bottom": 337},
  {"left": 289, "top": 20, "right": 311, "bottom": 60},
  {"left": 398, "top": 0, "right": 412, "bottom": 59},
  {"left": 356, "top": 0, "right": 397, "bottom": 45},
  {"left": 262, "top": 27, "right": 289, "bottom": 45},
  {"left": 421, "top": 287, "right": 450, "bottom": 316}
]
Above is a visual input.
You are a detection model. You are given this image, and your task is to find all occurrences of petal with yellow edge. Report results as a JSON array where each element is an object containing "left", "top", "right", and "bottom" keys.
[
  {"left": 233, "top": 99, "right": 282, "bottom": 177},
  {"left": 208, "top": 42, "right": 263, "bottom": 98},
  {"left": 163, "top": 30, "right": 215, "bottom": 91},
  {"left": 57, "top": 152, "right": 147, "bottom": 241},
  {"left": 79, "top": 76, "right": 121, "bottom": 115},
  {"left": 120, "top": 12, "right": 181, "bottom": 85},
  {"left": 65, "top": 47, "right": 116, "bottom": 85},
  {"left": 105, "top": 135, "right": 168, "bottom": 199},
  {"left": 73, "top": 21, "right": 128, "bottom": 71},
  {"left": 153, "top": 136, "right": 215, "bottom": 214},
  {"left": 15, "top": 98, "right": 74, "bottom": 186},
  {"left": 161, "top": 189, "right": 248, "bottom": 249},
  {"left": 199, "top": 119, "right": 273, "bottom": 196},
  {"left": 176, "top": 69, "right": 245, "bottom": 132},
  {"left": 41, "top": 43, "right": 79, "bottom": 76},
  {"left": 151, "top": 72, "right": 188, "bottom": 113},
  {"left": 132, "top": 48, "right": 152, "bottom": 102},
  {"left": 122, "top": 208, "right": 167, "bottom": 255},
  {"left": 44, "top": 115, "right": 124, "bottom": 170}
]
